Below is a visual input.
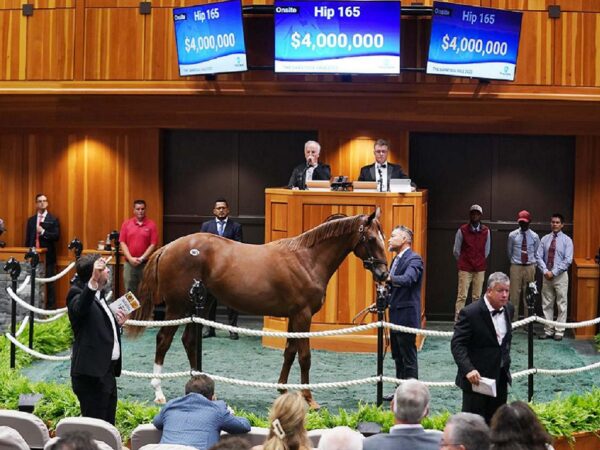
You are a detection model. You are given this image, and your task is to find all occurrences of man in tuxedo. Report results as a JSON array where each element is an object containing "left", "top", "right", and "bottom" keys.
[
  {"left": 66, "top": 254, "right": 129, "bottom": 424},
  {"left": 451, "top": 272, "right": 514, "bottom": 424},
  {"left": 357, "top": 139, "right": 408, "bottom": 192},
  {"left": 200, "top": 198, "right": 243, "bottom": 340},
  {"left": 383, "top": 225, "right": 424, "bottom": 401},
  {"left": 363, "top": 380, "right": 440, "bottom": 450},
  {"left": 25, "top": 194, "right": 60, "bottom": 308},
  {"left": 287, "top": 140, "right": 331, "bottom": 189}
]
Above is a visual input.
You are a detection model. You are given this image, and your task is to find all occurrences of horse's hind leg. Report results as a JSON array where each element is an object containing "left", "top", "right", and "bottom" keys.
[
  {"left": 277, "top": 321, "right": 298, "bottom": 395},
  {"left": 295, "top": 310, "right": 320, "bottom": 409},
  {"left": 181, "top": 322, "right": 198, "bottom": 369},
  {"left": 151, "top": 325, "right": 179, "bottom": 404}
]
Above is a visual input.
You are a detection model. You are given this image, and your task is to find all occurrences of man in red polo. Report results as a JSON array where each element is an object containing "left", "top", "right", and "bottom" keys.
[
  {"left": 453, "top": 204, "right": 491, "bottom": 321},
  {"left": 119, "top": 199, "right": 158, "bottom": 296}
]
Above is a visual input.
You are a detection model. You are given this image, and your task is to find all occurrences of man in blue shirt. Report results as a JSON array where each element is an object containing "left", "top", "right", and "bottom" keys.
[
  {"left": 536, "top": 213, "right": 573, "bottom": 341},
  {"left": 153, "top": 375, "right": 250, "bottom": 450},
  {"left": 507, "top": 210, "right": 540, "bottom": 320}
]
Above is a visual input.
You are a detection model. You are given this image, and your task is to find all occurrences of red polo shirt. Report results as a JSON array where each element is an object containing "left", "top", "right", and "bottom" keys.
[{"left": 119, "top": 217, "right": 158, "bottom": 257}]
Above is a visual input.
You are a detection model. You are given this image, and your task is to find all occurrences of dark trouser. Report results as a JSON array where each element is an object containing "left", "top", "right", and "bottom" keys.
[
  {"left": 72, "top": 364, "right": 118, "bottom": 425},
  {"left": 205, "top": 292, "right": 239, "bottom": 331},
  {"left": 123, "top": 261, "right": 146, "bottom": 297},
  {"left": 45, "top": 262, "right": 56, "bottom": 309},
  {"left": 462, "top": 370, "right": 508, "bottom": 424},
  {"left": 390, "top": 331, "right": 418, "bottom": 380}
]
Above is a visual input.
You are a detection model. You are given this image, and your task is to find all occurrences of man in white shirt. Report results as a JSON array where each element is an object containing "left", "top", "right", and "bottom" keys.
[{"left": 357, "top": 139, "right": 409, "bottom": 192}]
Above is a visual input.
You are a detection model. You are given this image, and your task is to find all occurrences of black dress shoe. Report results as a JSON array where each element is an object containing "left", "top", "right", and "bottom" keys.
[
  {"left": 553, "top": 335, "right": 563, "bottom": 341},
  {"left": 382, "top": 393, "right": 395, "bottom": 401},
  {"left": 538, "top": 333, "right": 553, "bottom": 340},
  {"left": 229, "top": 332, "right": 239, "bottom": 340},
  {"left": 202, "top": 329, "right": 216, "bottom": 338}
]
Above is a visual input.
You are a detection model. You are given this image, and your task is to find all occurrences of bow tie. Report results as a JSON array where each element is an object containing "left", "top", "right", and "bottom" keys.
[
  {"left": 491, "top": 308, "right": 504, "bottom": 316},
  {"left": 378, "top": 164, "right": 387, "bottom": 169}
]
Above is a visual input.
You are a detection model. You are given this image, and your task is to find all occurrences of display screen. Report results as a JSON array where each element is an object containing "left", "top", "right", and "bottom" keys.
[
  {"left": 274, "top": 0, "right": 401, "bottom": 74},
  {"left": 173, "top": 0, "right": 247, "bottom": 76},
  {"left": 426, "top": 1, "right": 522, "bottom": 81}
]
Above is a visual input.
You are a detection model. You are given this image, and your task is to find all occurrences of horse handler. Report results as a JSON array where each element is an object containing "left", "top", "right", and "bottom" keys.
[{"left": 66, "top": 254, "right": 129, "bottom": 424}]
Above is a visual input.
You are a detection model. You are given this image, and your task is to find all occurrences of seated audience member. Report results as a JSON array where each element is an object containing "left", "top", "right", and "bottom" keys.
[
  {"left": 490, "top": 401, "right": 554, "bottom": 450},
  {"left": 50, "top": 431, "right": 99, "bottom": 450},
  {"left": 153, "top": 375, "right": 250, "bottom": 450},
  {"left": 363, "top": 380, "right": 440, "bottom": 450},
  {"left": 317, "top": 426, "right": 363, "bottom": 450},
  {"left": 287, "top": 140, "right": 331, "bottom": 190},
  {"left": 441, "top": 412, "right": 490, "bottom": 450},
  {"left": 357, "top": 139, "right": 408, "bottom": 192},
  {"left": 251, "top": 392, "right": 312, "bottom": 450},
  {"left": 209, "top": 436, "right": 251, "bottom": 450}
]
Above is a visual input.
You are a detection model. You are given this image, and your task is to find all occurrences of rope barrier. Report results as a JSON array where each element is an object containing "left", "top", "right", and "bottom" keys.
[
  {"left": 16, "top": 276, "right": 31, "bottom": 295},
  {"left": 15, "top": 317, "right": 29, "bottom": 338},
  {"left": 36, "top": 262, "right": 75, "bottom": 283},
  {"left": 6, "top": 287, "right": 68, "bottom": 315},
  {"left": 34, "top": 313, "right": 67, "bottom": 324},
  {"left": 4, "top": 333, "right": 71, "bottom": 361}
]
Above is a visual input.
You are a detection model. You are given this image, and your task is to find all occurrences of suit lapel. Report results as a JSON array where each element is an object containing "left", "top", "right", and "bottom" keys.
[
  {"left": 478, "top": 298, "right": 499, "bottom": 344},
  {"left": 370, "top": 164, "right": 376, "bottom": 180}
]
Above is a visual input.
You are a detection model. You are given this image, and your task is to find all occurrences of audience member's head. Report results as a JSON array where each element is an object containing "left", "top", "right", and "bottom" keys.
[
  {"left": 185, "top": 374, "right": 215, "bottom": 400},
  {"left": 75, "top": 254, "right": 102, "bottom": 283},
  {"left": 50, "top": 431, "right": 99, "bottom": 450},
  {"left": 392, "top": 379, "right": 430, "bottom": 424},
  {"left": 490, "top": 401, "right": 553, "bottom": 450},
  {"left": 317, "top": 426, "right": 363, "bottom": 450},
  {"left": 209, "top": 435, "right": 251, "bottom": 450},
  {"left": 263, "top": 392, "right": 311, "bottom": 450},
  {"left": 441, "top": 412, "right": 490, "bottom": 450}
]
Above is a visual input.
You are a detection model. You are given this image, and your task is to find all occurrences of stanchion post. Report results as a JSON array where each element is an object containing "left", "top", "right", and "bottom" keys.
[
  {"left": 4, "top": 258, "right": 21, "bottom": 369},
  {"left": 525, "top": 281, "right": 538, "bottom": 402},
  {"left": 376, "top": 284, "right": 389, "bottom": 407},
  {"left": 24, "top": 248, "right": 39, "bottom": 350},
  {"left": 110, "top": 231, "right": 120, "bottom": 297},
  {"left": 68, "top": 238, "right": 83, "bottom": 284},
  {"left": 189, "top": 279, "right": 207, "bottom": 372}
]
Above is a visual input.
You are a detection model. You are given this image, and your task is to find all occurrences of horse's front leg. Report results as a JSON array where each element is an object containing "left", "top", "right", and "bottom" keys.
[
  {"left": 151, "top": 325, "right": 179, "bottom": 404},
  {"left": 295, "top": 309, "right": 320, "bottom": 409},
  {"left": 277, "top": 321, "right": 298, "bottom": 395}
]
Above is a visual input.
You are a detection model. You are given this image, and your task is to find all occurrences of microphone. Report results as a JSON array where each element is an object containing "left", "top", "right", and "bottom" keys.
[
  {"left": 527, "top": 281, "right": 538, "bottom": 296},
  {"left": 377, "top": 167, "right": 383, "bottom": 192}
]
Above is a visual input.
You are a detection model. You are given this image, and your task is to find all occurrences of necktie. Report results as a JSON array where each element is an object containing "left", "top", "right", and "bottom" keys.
[
  {"left": 35, "top": 214, "right": 43, "bottom": 248},
  {"left": 547, "top": 234, "right": 557, "bottom": 270},
  {"left": 521, "top": 231, "right": 528, "bottom": 264},
  {"left": 217, "top": 221, "right": 225, "bottom": 236},
  {"left": 377, "top": 168, "right": 384, "bottom": 192},
  {"left": 491, "top": 308, "right": 504, "bottom": 316}
]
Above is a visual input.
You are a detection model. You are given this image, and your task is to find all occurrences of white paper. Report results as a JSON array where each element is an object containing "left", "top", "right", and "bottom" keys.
[
  {"left": 472, "top": 377, "right": 497, "bottom": 398},
  {"left": 108, "top": 291, "right": 140, "bottom": 315}
]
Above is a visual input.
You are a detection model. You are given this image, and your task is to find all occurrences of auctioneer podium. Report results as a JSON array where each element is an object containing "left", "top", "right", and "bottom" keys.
[{"left": 262, "top": 188, "right": 428, "bottom": 352}]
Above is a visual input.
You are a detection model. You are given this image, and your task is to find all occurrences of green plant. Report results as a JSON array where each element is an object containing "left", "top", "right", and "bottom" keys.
[{"left": 595, "top": 332, "right": 600, "bottom": 352}]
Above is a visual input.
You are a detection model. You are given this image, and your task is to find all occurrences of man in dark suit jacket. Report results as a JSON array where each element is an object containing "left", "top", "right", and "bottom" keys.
[
  {"left": 363, "top": 380, "right": 441, "bottom": 450},
  {"left": 25, "top": 193, "right": 60, "bottom": 308},
  {"left": 200, "top": 198, "right": 243, "bottom": 340},
  {"left": 67, "top": 254, "right": 129, "bottom": 424},
  {"left": 287, "top": 140, "right": 331, "bottom": 189},
  {"left": 357, "top": 139, "right": 408, "bottom": 192},
  {"left": 451, "top": 271, "right": 513, "bottom": 424},
  {"left": 385, "top": 225, "right": 424, "bottom": 400}
]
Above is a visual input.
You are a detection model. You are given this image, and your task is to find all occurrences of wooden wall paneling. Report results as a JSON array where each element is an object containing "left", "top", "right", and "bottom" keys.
[
  {"left": 0, "top": 135, "right": 26, "bottom": 247},
  {"left": 486, "top": 0, "right": 546, "bottom": 9},
  {"left": 512, "top": 12, "right": 553, "bottom": 85},
  {"left": 0, "top": 9, "right": 26, "bottom": 80},
  {"left": 84, "top": 7, "right": 145, "bottom": 80},
  {"left": 555, "top": 12, "right": 600, "bottom": 87},
  {"left": 145, "top": 7, "right": 180, "bottom": 80},
  {"left": 85, "top": 0, "right": 141, "bottom": 6},
  {"left": 31, "top": 1, "right": 76, "bottom": 8},
  {"left": 554, "top": 0, "right": 600, "bottom": 13},
  {"left": 26, "top": 8, "right": 75, "bottom": 80}
]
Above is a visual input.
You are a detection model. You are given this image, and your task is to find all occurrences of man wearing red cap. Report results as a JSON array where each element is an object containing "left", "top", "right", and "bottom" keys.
[{"left": 507, "top": 210, "right": 540, "bottom": 320}]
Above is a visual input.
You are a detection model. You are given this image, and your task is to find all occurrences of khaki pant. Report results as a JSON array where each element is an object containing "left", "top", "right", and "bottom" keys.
[
  {"left": 123, "top": 261, "right": 146, "bottom": 297},
  {"left": 509, "top": 264, "right": 536, "bottom": 319},
  {"left": 455, "top": 270, "right": 485, "bottom": 320},
  {"left": 541, "top": 272, "right": 569, "bottom": 337}
]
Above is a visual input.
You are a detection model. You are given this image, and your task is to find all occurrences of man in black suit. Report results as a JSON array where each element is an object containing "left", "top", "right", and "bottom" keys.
[
  {"left": 67, "top": 254, "right": 129, "bottom": 424},
  {"left": 0, "top": 218, "right": 5, "bottom": 247},
  {"left": 200, "top": 198, "right": 243, "bottom": 340},
  {"left": 358, "top": 139, "right": 408, "bottom": 192},
  {"left": 287, "top": 140, "right": 331, "bottom": 189},
  {"left": 451, "top": 272, "right": 514, "bottom": 424},
  {"left": 25, "top": 193, "right": 60, "bottom": 308}
]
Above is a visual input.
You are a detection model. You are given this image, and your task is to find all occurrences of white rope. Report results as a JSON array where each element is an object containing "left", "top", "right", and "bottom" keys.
[
  {"left": 15, "top": 317, "right": 30, "bottom": 338},
  {"left": 382, "top": 376, "right": 456, "bottom": 387},
  {"left": 16, "top": 276, "right": 31, "bottom": 294},
  {"left": 533, "top": 316, "right": 600, "bottom": 329},
  {"left": 6, "top": 287, "right": 68, "bottom": 316},
  {"left": 34, "top": 312, "right": 67, "bottom": 323},
  {"left": 126, "top": 317, "right": 193, "bottom": 327},
  {"left": 36, "top": 262, "right": 75, "bottom": 283},
  {"left": 383, "top": 322, "right": 453, "bottom": 337},
  {"left": 511, "top": 316, "right": 537, "bottom": 329},
  {"left": 4, "top": 333, "right": 71, "bottom": 361}
]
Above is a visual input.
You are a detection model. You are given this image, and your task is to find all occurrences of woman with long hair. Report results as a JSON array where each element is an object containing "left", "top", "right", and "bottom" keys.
[
  {"left": 252, "top": 392, "right": 313, "bottom": 450},
  {"left": 490, "top": 401, "right": 554, "bottom": 450}
]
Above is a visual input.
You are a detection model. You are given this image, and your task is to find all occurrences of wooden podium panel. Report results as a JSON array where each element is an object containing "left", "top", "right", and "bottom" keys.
[{"left": 263, "top": 188, "right": 428, "bottom": 352}]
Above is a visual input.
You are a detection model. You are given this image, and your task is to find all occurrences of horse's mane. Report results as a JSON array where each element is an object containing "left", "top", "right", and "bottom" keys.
[{"left": 276, "top": 214, "right": 364, "bottom": 251}]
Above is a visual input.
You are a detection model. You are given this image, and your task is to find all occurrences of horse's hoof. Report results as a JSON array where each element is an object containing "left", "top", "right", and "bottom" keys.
[{"left": 154, "top": 396, "right": 166, "bottom": 404}]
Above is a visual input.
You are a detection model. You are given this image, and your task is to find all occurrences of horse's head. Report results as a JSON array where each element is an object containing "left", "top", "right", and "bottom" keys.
[{"left": 353, "top": 207, "right": 389, "bottom": 282}]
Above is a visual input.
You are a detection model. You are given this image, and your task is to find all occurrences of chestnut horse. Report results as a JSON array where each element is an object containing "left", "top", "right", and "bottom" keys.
[{"left": 129, "top": 208, "right": 388, "bottom": 407}]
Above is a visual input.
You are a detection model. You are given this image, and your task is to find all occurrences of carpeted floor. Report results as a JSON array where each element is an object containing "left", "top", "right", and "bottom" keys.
[{"left": 23, "top": 318, "right": 600, "bottom": 415}]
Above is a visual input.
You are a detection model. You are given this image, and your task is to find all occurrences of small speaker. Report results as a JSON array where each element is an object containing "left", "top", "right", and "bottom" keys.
[
  {"left": 139, "top": 2, "right": 152, "bottom": 15},
  {"left": 548, "top": 5, "right": 561, "bottom": 19},
  {"left": 22, "top": 4, "right": 34, "bottom": 16}
]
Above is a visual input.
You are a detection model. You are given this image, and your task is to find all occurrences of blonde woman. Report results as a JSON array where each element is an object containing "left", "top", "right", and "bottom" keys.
[{"left": 252, "top": 393, "right": 313, "bottom": 450}]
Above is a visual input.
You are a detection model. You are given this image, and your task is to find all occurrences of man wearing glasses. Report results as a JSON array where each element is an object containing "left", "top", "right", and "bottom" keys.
[
  {"left": 357, "top": 139, "right": 408, "bottom": 192},
  {"left": 25, "top": 193, "right": 60, "bottom": 308}
]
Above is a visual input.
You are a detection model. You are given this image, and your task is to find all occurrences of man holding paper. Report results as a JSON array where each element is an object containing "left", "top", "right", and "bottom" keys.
[{"left": 451, "top": 272, "right": 513, "bottom": 424}]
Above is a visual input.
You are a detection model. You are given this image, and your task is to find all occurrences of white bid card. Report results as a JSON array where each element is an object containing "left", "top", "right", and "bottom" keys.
[
  {"left": 472, "top": 377, "right": 497, "bottom": 398},
  {"left": 109, "top": 291, "right": 140, "bottom": 315}
]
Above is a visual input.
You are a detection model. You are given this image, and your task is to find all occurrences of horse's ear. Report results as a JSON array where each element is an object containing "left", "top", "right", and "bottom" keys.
[{"left": 366, "top": 207, "right": 381, "bottom": 225}]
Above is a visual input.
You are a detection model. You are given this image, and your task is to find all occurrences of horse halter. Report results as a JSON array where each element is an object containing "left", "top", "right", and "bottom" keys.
[{"left": 356, "top": 223, "right": 388, "bottom": 272}]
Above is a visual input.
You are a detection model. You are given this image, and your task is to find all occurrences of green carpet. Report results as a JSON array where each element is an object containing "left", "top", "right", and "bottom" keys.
[{"left": 22, "top": 319, "right": 600, "bottom": 416}]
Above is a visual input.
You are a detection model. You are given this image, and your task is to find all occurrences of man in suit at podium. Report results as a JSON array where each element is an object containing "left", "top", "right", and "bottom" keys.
[
  {"left": 200, "top": 198, "right": 242, "bottom": 340},
  {"left": 25, "top": 193, "right": 60, "bottom": 308},
  {"left": 358, "top": 139, "right": 408, "bottom": 192},
  {"left": 287, "top": 140, "right": 331, "bottom": 189}
]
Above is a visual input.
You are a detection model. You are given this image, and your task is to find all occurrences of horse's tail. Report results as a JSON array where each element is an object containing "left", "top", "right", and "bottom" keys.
[{"left": 126, "top": 245, "right": 166, "bottom": 338}]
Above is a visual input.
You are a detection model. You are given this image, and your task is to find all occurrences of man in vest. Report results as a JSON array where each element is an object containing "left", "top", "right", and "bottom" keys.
[{"left": 453, "top": 204, "right": 491, "bottom": 321}]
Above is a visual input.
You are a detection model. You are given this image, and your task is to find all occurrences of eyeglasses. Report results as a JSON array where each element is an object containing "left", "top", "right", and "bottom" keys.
[
  {"left": 374, "top": 150, "right": 388, "bottom": 154},
  {"left": 37, "top": 199, "right": 48, "bottom": 203},
  {"left": 439, "top": 442, "right": 462, "bottom": 448}
]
